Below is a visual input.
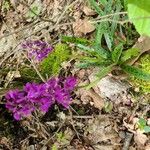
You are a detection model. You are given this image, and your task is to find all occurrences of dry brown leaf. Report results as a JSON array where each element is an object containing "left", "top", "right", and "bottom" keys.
[
  {"left": 83, "top": 6, "right": 96, "bottom": 16},
  {"left": 85, "top": 115, "right": 121, "bottom": 149},
  {"left": 73, "top": 19, "right": 95, "bottom": 36},
  {"left": 77, "top": 85, "right": 104, "bottom": 109},
  {"left": 134, "top": 131, "right": 148, "bottom": 146},
  {"left": 129, "top": 36, "right": 150, "bottom": 65}
]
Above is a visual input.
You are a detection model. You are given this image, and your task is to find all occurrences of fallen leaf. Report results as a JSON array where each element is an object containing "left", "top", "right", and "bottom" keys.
[
  {"left": 83, "top": 6, "right": 96, "bottom": 16},
  {"left": 77, "top": 84, "right": 104, "bottom": 109},
  {"left": 73, "top": 19, "right": 95, "bottom": 36},
  {"left": 85, "top": 115, "right": 121, "bottom": 149},
  {"left": 128, "top": 36, "right": 150, "bottom": 65},
  {"left": 134, "top": 131, "right": 148, "bottom": 146}
]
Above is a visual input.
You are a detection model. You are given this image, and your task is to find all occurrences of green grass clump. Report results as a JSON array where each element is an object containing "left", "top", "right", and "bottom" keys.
[
  {"left": 132, "top": 54, "right": 150, "bottom": 93},
  {"left": 40, "top": 43, "right": 71, "bottom": 78}
]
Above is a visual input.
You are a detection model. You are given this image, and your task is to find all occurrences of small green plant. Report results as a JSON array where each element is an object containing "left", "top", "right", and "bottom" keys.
[
  {"left": 137, "top": 118, "right": 150, "bottom": 133},
  {"left": 40, "top": 43, "right": 71, "bottom": 78},
  {"left": 61, "top": 35, "right": 150, "bottom": 88},
  {"left": 61, "top": 0, "right": 150, "bottom": 88},
  {"left": 51, "top": 144, "right": 58, "bottom": 150},
  {"left": 88, "top": 0, "right": 123, "bottom": 50}
]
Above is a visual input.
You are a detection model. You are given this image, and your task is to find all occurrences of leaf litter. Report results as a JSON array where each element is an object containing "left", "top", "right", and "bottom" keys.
[{"left": 0, "top": 0, "right": 150, "bottom": 150}]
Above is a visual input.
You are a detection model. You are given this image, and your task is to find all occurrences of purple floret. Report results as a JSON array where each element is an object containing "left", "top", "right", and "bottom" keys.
[
  {"left": 5, "top": 89, "right": 35, "bottom": 120},
  {"left": 5, "top": 76, "right": 76, "bottom": 120},
  {"left": 21, "top": 40, "right": 53, "bottom": 61}
]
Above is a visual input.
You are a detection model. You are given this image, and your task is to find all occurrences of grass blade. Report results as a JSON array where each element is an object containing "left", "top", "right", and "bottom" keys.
[
  {"left": 88, "top": 0, "right": 103, "bottom": 15},
  {"left": 111, "top": 43, "right": 123, "bottom": 63}
]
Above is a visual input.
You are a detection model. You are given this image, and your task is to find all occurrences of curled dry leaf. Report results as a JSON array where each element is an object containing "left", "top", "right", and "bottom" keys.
[{"left": 73, "top": 19, "right": 95, "bottom": 36}]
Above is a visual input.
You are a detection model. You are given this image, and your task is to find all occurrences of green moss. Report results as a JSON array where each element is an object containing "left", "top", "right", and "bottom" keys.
[
  {"left": 132, "top": 54, "right": 150, "bottom": 93},
  {"left": 40, "top": 43, "right": 71, "bottom": 78}
]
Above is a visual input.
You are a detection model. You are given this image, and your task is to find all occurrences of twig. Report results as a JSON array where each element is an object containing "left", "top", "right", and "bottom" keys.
[
  {"left": 23, "top": 52, "right": 46, "bottom": 82},
  {"left": 19, "top": 1, "right": 54, "bottom": 23},
  {"left": 122, "top": 132, "right": 133, "bottom": 150},
  {"left": 92, "top": 16, "right": 150, "bottom": 25},
  {"left": 0, "top": 21, "right": 39, "bottom": 40},
  {"left": 71, "top": 115, "right": 93, "bottom": 119},
  {"left": 55, "top": 0, "right": 79, "bottom": 26},
  {"left": 95, "top": 11, "right": 127, "bottom": 20},
  {"left": 69, "top": 108, "right": 81, "bottom": 139},
  {"left": 42, "top": 121, "right": 65, "bottom": 148}
]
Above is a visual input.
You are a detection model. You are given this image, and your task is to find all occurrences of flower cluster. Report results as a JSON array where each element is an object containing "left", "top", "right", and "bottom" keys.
[
  {"left": 22, "top": 40, "right": 53, "bottom": 61},
  {"left": 5, "top": 77, "right": 76, "bottom": 120}
]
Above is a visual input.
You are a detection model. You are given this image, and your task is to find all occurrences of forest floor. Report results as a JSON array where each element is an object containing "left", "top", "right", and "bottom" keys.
[{"left": 0, "top": 0, "right": 150, "bottom": 150}]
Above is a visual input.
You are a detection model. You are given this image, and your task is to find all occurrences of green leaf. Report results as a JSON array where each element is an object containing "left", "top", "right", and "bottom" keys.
[
  {"left": 127, "top": 0, "right": 150, "bottom": 36},
  {"left": 89, "top": 0, "right": 103, "bottom": 15},
  {"left": 121, "top": 65, "right": 150, "bottom": 81},
  {"left": 138, "top": 118, "right": 147, "bottom": 128},
  {"left": 99, "top": 0, "right": 107, "bottom": 6},
  {"left": 121, "top": 48, "right": 140, "bottom": 62},
  {"left": 86, "top": 65, "right": 113, "bottom": 89},
  {"left": 61, "top": 36, "right": 91, "bottom": 45},
  {"left": 95, "top": 47, "right": 110, "bottom": 59},
  {"left": 77, "top": 44, "right": 109, "bottom": 59},
  {"left": 104, "top": 33, "right": 112, "bottom": 50},
  {"left": 76, "top": 44, "right": 95, "bottom": 53},
  {"left": 111, "top": 0, "right": 122, "bottom": 33},
  {"left": 111, "top": 44, "right": 123, "bottom": 63},
  {"left": 144, "top": 126, "right": 150, "bottom": 133},
  {"left": 76, "top": 62, "right": 97, "bottom": 69},
  {"left": 94, "top": 23, "right": 107, "bottom": 49}
]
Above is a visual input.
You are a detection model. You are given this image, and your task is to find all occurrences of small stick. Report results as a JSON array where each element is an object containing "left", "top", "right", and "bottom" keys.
[{"left": 122, "top": 132, "right": 133, "bottom": 150}]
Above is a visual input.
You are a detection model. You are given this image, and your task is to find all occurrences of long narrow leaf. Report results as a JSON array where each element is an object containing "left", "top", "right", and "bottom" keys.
[
  {"left": 94, "top": 23, "right": 106, "bottom": 49},
  {"left": 76, "top": 44, "right": 95, "bottom": 52},
  {"left": 88, "top": 0, "right": 103, "bottom": 15},
  {"left": 121, "top": 65, "right": 150, "bottom": 81},
  {"left": 104, "top": 33, "right": 112, "bottom": 50},
  {"left": 61, "top": 36, "right": 91, "bottom": 45},
  {"left": 111, "top": 43, "right": 123, "bottom": 63},
  {"left": 120, "top": 48, "right": 140, "bottom": 63}
]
